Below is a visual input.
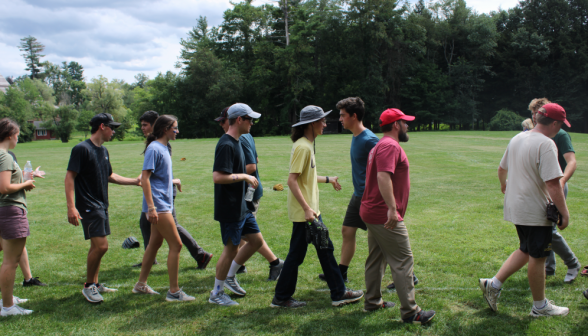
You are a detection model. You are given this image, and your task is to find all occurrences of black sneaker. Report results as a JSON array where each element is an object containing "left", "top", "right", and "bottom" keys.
[
  {"left": 332, "top": 289, "right": 364, "bottom": 307},
  {"left": 318, "top": 273, "right": 348, "bottom": 283},
  {"left": 387, "top": 274, "right": 419, "bottom": 290},
  {"left": 270, "top": 297, "right": 307, "bottom": 308},
  {"left": 132, "top": 260, "right": 158, "bottom": 268},
  {"left": 23, "top": 277, "right": 47, "bottom": 287},
  {"left": 196, "top": 252, "right": 213, "bottom": 270},
  {"left": 268, "top": 259, "right": 284, "bottom": 281},
  {"left": 363, "top": 301, "right": 395, "bottom": 312},
  {"left": 237, "top": 265, "right": 247, "bottom": 274},
  {"left": 403, "top": 310, "right": 436, "bottom": 324},
  {"left": 583, "top": 289, "right": 588, "bottom": 300}
]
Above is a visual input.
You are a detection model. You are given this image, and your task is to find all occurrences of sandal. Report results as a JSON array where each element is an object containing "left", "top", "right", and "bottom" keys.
[{"left": 581, "top": 267, "right": 588, "bottom": 277}]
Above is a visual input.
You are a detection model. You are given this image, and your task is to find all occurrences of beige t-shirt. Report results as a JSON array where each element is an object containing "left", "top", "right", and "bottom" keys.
[
  {"left": 287, "top": 137, "right": 320, "bottom": 222},
  {"left": 499, "top": 132, "right": 563, "bottom": 226},
  {"left": 0, "top": 150, "right": 27, "bottom": 211}
]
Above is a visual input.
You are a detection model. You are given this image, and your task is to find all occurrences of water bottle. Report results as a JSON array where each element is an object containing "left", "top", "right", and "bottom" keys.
[
  {"left": 244, "top": 184, "right": 255, "bottom": 202},
  {"left": 23, "top": 161, "right": 33, "bottom": 181}
]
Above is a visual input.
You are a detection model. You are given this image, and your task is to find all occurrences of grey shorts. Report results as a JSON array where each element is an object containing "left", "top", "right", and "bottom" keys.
[
  {"left": 81, "top": 208, "right": 110, "bottom": 240},
  {"left": 249, "top": 198, "right": 260, "bottom": 219},
  {"left": 0, "top": 206, "right": 30, "bottom": 240},
  {"left": 342, "top": 195, "right": 367, "bottom": 231}
]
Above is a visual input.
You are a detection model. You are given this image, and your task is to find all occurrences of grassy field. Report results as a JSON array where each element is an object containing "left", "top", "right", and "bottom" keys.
[{"left": 2, "top": 131, "right": 588, "bottom": 335}]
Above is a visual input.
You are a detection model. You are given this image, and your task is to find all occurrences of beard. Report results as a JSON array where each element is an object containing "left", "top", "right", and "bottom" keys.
[{"left": 398, "top": 129, "right": 409, "bottom": 142}]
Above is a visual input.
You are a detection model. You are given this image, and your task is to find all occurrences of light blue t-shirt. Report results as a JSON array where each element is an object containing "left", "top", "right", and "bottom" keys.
[
  {"left": 351, "top": 129, "right": 379, "bottom": 197},
  {"left": 142, "top": 141, "right": 173, "bottom": 213}
]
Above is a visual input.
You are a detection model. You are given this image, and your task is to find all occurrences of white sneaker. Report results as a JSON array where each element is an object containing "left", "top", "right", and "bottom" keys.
[
  {"left": 530, "top": 300, "right": 569, "bottom": 317},
  {"left": 132, "top": 282, "right": 160, "bottom": 295},
  {"left": 166, "top": 289, "right": 195, "bottom": 302},
  {"left": 0, "top": 296, "right": 28, "bottom": 306},
  {"left": 564, "top": 267, "right": 580, "bottom": 284},
  {"left": 479, "top": 278, "right": 501, "bottom": 312},
  {"left": 97, "top": 283, "right": 118, "bottom": 293},
  {"left": 1, "top": 305, "right": 33, "bottom": 316}
]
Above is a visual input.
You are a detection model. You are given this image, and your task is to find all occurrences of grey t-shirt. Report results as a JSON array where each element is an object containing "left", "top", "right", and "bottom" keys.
[
  {"left": 0, "top": 150, "right": 26, "bottom": 211},
  {"left": 500, "top": 132, "right": 563, "bottom": 226}
]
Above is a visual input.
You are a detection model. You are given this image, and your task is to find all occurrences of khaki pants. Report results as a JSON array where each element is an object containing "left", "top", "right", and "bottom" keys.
[{"left": 364, "top": 222, "right": 419, "bottom": 319}]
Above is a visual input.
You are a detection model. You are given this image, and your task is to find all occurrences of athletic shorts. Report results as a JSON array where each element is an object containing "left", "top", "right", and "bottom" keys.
[
  {"left": 342, "top": 195, "right": 367, "bottom": 231},
  {"left": 0, "top": 206, "right": 29, "bottom": 240},
  {"left": 219, "top": 212, "right": 260, "bottom": 246},
  {"left": 515, "top": 225, "right": 552, "bottom": 258},
  {"left": 81, "top": 208, "right": 110, "bottom": 240}
]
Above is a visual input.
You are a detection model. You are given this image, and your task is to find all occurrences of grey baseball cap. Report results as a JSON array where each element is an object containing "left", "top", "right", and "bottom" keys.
[
  {"left": 227, "top": 103, "right": 261, "bottom": 119},
  {"left": 292, "top": 105, "right": 332, "bottom": 127}
]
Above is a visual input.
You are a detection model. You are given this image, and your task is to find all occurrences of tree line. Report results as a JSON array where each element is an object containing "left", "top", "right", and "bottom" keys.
[{"left": 1, "top": 0, "right": 587, "bottom": 141}]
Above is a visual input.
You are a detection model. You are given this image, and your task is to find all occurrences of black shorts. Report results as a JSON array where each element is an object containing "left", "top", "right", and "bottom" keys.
[
  {"left": 342, "top": 195, "right": 367, "bottom": 231},
  {"left": 81, "top": 208, "right": 110, "bottom": 240},
  {"left": 515, "top": 225, "right": 552, "bottom": 258},
  {"left": 219, "top": 212, "right": 260, "bottom": 246}
]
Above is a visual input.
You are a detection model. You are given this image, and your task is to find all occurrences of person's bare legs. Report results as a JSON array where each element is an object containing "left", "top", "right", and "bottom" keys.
[
  {"left": 216, "top": 241, "right": 239, "bottom": 280},
  {"left": 138, "top": 224, "right": 165, "bottom": 285},
  {"left": 19, "top": 247, "right": 32, "bottom": 280},
  {"left": 0, "top": 238, "right": 26, "bottom": 308},
  {"left": 240, "top": 236, "right": 276, "bottom": 262},
  {"left": 340, "top": 226, "right": 358, "bottom": 266},
  {"left": 87, "top": 236, "right": 108, "bottom": 284},
  {"left": 146, "top": 213, "right": 182, "bottom": 292},
  {"left": 234, "top": 233, "right": 263, "bottom": 266},
  {"left": 528, "top": 256, "right": 547, "bottom": 301},
  {"left": 495, "top": 249, "right": 529, "bottom": 283}
]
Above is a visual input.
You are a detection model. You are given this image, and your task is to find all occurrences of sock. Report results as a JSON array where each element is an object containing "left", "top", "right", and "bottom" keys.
[
  {"left": 96, "top": 283, "right": 101, "bottom": 287},
  {"left": 227, "top": 261, "right": 242, "bottom": 278},
  {"left": 269, "top": 258, "right": 280, "bottom": 266},
  {"left": 2, "top": 305, "right": 15, "bottom": 311},
  {"left": 534, "top": 299, "right": 547, "bottom": 309},
  {"left": 84, "top": 282, "right": 95, "bottom": 288},
  {"left": 212, "top": 278, "right": 225, "bottom": 295},
  {"left": 491, "top": 277, "right": 502, "bottom": 290},
  {"left": 339, "top": 264, "right": 349, "bottom": 276},
  {"left": 24, "top": 278, "right": 33, "bottom": 282}
]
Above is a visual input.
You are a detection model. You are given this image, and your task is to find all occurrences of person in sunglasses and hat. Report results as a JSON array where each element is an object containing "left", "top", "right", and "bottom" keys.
[
  {"left": 271, "top": 105, "right": 364, "bottom": 308},
  {"left": 361, "top": 109, "right": 435, "bottom": 324},
  {"left": 65, "top": 113, "right": 141, "bottom": 304}
]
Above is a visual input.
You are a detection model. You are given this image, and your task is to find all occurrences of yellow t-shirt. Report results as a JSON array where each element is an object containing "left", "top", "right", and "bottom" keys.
[{"left": 287, "top": 137, "right": 320, "bottom": 222}]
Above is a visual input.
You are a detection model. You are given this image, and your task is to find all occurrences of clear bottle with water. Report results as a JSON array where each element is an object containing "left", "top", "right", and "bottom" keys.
[
  {"left": 23, "top": 161, "right": 33, "bottom": 181},
  {"left": 244, "top": 184, "right": 255, "bottom": 202}
]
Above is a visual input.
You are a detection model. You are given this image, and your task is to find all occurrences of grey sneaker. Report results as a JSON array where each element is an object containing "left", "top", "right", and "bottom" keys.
[
  {"left": 530, "top": 300, "right": 569, "bottom": 317},
  {"left": 97, "top": 283, "right": 118, "bottom": 293},
  {"left": 564, "top": 267, "right": 580, "bottom": 284},
  {"left": 132, "top": 282, "right": 160, "bottom": 295},
  {"left": 479, "top": 278, "right": 501, "bottom": 312},
  {"left": 1, "top": 305, "right": 33, "bottom": 316},
  {"left": 82, "top": 284, "right": 104, "bottom": 303},
  {"left": 332, "top": 289, "right": 364, "bottom": 307},
  {"left": 0, "top": 296, "right": 28, "bottom": 306},
  {"left": 268, "top": 259, "right": 284, "bottom": 281},
  {"left": 208, "top": 290, "right": 239, "bottom": 306},
  {"left": 270, "top": 297, "right": 306, "bottom": 308},
  {"left": 166, "top": 288, "right": 195, "bottom": 302},
  {"left": 224, "top": 276, "right": 246, "bottom": 296}
]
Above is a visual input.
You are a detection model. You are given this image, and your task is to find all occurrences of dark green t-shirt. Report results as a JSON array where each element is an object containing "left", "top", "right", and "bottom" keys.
[
  {"left": 552, "top": 129, "right": 574, "bottom": 172},
  {"left": 213, "top": 134, "right": 248, "bottom": 223}
]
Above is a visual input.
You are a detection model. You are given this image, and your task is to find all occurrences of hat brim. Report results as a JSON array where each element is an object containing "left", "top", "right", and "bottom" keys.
[
  {"left": 400, "top": 115, "right": 415, "bottom": 121},
  {"left": 291, "top": 110, "right": 332, "bottom": 127},
  {"left": 214, "top": 116, "right": 225, "bottom": 122},
  {"left": 107, "top": 122, "right": 121, "bottom": 128},
  {"left": 564, "top": 119, "right": 571, "bottom": 127},
  {"left": 248, "top": 111, "right": 261, "bottom": 119}
]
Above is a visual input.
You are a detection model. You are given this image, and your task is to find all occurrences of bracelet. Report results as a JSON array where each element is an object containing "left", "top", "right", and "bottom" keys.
[
  {"left": 148, "top": 206, "right": 157, "bottom": 211},
  {"left": 326, "top": 176, "right": 329, "bottom": 183}
]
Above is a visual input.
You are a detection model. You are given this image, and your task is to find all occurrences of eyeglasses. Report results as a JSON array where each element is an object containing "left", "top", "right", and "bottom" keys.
[{"left": 242, "top": 117, "right": 256, "bottom": 124}]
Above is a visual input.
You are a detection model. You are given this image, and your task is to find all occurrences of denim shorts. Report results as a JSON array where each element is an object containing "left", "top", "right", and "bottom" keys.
[{"left": 219, "top": 212, "right": 260, "bottom": 246}]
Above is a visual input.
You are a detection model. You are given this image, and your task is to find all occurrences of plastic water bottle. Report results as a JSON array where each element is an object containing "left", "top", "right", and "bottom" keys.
[
  {"left": 23, "top": 161, "right": 33, "bottom": 181},
  {"left": 244, "top": 184, "right": 255, "bottom": 202}
]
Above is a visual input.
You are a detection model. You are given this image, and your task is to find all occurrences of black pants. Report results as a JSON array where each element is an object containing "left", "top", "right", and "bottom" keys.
[
  {"left": 274, "top": 215, "right": 346, "bottom": 301},
  {"left": 140, "top": 199, "right": 206, "bottom": 262}
]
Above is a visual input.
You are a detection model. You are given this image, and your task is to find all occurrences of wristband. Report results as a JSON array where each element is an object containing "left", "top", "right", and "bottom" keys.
[
  {"left": 148, "top": 206, "right": 157, "bottom": 211},
  {"left": 326, "top": 176, "right": 329, "bottom": 183}
]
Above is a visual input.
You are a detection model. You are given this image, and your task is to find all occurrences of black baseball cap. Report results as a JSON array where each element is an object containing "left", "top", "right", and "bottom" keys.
[
  {"left": 90, "top": 113, "right": 121, "bottom": 128},
  {"left": 214, "top": 107, "right": 229, "bottom": 122}
]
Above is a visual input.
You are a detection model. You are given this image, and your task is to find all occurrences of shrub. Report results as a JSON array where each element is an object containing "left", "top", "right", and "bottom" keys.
[{"left": 489, "top": 109, "right": 525, "bottom": 131}]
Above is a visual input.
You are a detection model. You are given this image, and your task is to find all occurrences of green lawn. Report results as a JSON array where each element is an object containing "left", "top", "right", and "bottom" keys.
[{"left": 2, "top": 131, "right": 588, "bottom": 335}]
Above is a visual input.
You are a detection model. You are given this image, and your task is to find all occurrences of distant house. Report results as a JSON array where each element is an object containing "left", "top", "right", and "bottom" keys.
[
  {"left": 0, "top": 74, "right": 9, "bottom": 93},
  {"left": 29, "top": 120, "right": 56, "bottom": 140}
]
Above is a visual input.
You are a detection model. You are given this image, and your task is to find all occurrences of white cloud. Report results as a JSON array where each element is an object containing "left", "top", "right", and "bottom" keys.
[{"left": 0, "top": 0, "right": 520, "bottom": 83}]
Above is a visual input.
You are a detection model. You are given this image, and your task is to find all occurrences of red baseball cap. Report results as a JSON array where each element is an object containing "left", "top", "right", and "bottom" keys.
[
  {"left": 537, "top": 103, "right": 571, "bottom": 127},
  {"left": 379, "top": 108, "right": 415, "bottom": 127}
]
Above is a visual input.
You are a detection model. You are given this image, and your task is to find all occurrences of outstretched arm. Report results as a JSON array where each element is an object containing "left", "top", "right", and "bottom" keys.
[
  {"left": 317, "top": 175, "right": 341, "bottom": 191},
  {"left": 213, "top": 171, "right": 258, "bottom": 188},
  {"left": 108, "top": 173, "right": 140, "bottom": 186}
]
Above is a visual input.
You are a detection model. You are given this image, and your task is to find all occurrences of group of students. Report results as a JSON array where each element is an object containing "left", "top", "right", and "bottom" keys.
[{"left": 0, "top": 96, "right": 579, "bottom": 324}]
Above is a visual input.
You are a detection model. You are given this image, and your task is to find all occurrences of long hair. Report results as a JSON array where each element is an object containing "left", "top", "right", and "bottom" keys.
[
  {"left": 291, "top": 124, "right": 307, "bottom": 143},
  {"left": 143, "top": 115, "right": 177, "bottom": 154},
  {"left": 0, "top": 118, "right": 20, "bottom": 142}
]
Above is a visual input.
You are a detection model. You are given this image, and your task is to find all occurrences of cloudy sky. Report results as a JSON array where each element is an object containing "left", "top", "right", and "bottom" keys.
[{"left": 0, "top": 0, "right": 520, "bottom": 83}]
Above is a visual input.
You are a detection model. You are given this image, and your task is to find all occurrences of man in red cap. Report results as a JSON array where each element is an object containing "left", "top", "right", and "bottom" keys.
[
  {"left": 360, "top": 108, "right": 435, "bottom": 324},
  {"left": 480, "top": 102, "right": 570, "bottom": 317}
]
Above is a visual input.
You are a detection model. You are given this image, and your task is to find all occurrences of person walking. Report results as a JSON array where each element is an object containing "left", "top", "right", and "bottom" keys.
[
  {"left": 0, "top": 118, "right": 36, "bottom": 316},
  {"left": 271, "top": 105, "right": 364, "bottom": 308},
  {"left": 133, "top": 110, "right": 213, "bottom": 269},
  {"left": 480, "top": 103, "right": 570, "bottom": 317},
  {"left": 132, "top": 115, "right": 195, "bottom": 302},
  {"left": 360, "top": 108, "right": 435, "bottom": 324},
  {"left": 209, "top": 103, "right": 265, "bottom": 306},
  {"left": 65, "top": 113, "right": 141, "bottom": 304},
  {"left": 215, "top": 107, "right": 284, "bottom": 281}
]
